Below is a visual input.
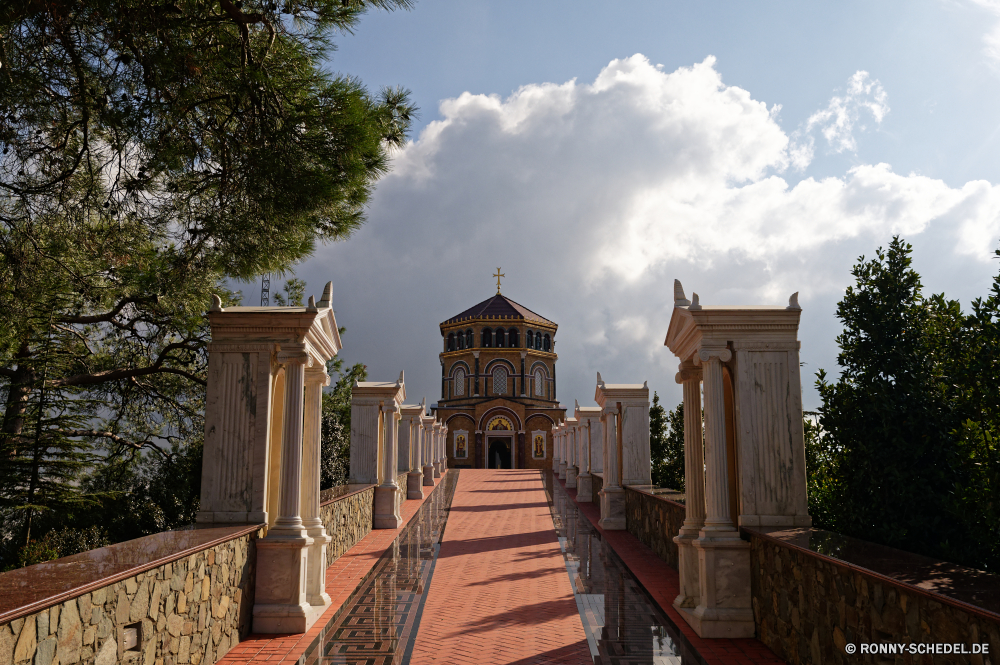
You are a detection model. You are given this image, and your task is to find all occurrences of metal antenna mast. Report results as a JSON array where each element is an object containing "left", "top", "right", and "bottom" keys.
[{"left": 260, "top": 273, "right": 271, "bottom": 306}]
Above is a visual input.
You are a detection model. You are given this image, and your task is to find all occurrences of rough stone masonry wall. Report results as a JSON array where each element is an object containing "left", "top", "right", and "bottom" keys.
[
  {"left": 320, "top": 486, "right": 374, "bottom": 569},
  {"left": 750, "top": 533, "right": 1000, "bottom": 665},
  {"left": 0, "top": 529, "right": 261, "bottom": 665},
  {"left": 624, "top": 488, "right": 685, "bottom": 569}
]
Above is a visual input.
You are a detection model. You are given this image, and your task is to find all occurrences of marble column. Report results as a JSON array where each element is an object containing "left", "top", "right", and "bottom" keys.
[
  {"left": 433, "top": 423, "right": 442, "bottom": 477},
  {"left": 598, "top": 405, "right": 625, "bottom": 530},
  {"left": 302, "top": 367, "right": 332, "bottom": 608},
  {"left": 253, "top": 350, "right": 314, "bottom": 632},
  {"left": 566, "top": 424, "right": 578, "bottom": 488},
  {"left": 673, "top": 360, "right": 705, "bottom": 610},
  {"left": 403, "top": 410, "right": 424, "bottom": 500},
  {"left": 421, "top": 417, "right": 435, "bottom": 486},
  {"left": 553, "top": 425, "right": 561, "bottom": 471},
  {"left": 441, "top": 425, "right": 448, "bottom": 472},
  {"left": 558, "top": 428, "right": 568, "bottom": 479},
  {"left": 576, "top": 418, "right": 594, "bottom": 502},
  {"left": 374, "top": 402, "right": 403, "bottom": 529},
  {"left": 691, "top": 347, "right": 753, "bottom": 637}
]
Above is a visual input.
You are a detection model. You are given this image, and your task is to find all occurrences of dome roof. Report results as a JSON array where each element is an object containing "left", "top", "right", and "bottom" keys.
[{"left": 442, "top": 294, "right": 556, "bottom": 327}]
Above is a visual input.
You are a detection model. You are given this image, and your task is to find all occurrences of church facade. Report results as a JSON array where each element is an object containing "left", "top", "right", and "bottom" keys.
[{"left": 432, "top": 292, "right": 565, "bottom": 469}]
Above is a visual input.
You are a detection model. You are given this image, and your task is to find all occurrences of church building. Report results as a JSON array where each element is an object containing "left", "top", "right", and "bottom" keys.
[{"left": 432, "top": 282, "right": 565, "bottom": 469}]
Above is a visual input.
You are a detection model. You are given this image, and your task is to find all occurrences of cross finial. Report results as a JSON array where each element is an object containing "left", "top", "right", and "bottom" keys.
[{"left": 493, "top": 267, "right": 505, "bottom": 294}]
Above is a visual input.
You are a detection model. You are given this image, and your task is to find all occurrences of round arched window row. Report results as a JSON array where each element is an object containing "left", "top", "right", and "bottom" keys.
[
  {"left": 526, "top": 330, "right": 533, "bottom": 349},
  {"left": 543, "top": 334, "right": 551, "bottom": 352},
  {"left": 508, "top": 327, "right": 519, "bottom": 348},
  {"left": 481, "top": 327, "right": 492, "bottom": 348},
  {"left": 496, "top": 328, "right": 506, "bottom": 348},
  {"left": 465, "top": 329, "right": 474, "bottom": 348},
  {"left": 447, "top": 332, "right": 456, "bottom": 351}
]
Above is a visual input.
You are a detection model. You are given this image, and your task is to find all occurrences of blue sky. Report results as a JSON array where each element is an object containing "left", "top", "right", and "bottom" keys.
[{"left": 278, "top": 0, "right": 1000, "bottom": 411}]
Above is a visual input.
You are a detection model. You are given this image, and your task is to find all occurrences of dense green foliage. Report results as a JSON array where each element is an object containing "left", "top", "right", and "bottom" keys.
[
  {"left": 650, "top": 392, "right": 685, "bottom": 491},
  {"left": 815, "top": 236, "right": 1000, "bottom": 572},
  {"left": 0, "top": 0, "right": 412, "bottom": 568}
]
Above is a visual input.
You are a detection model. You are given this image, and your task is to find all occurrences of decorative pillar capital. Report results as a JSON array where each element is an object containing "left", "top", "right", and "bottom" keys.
[
  {"left": 277, "top": 344, "right": 312, "bottom": 367},
  {"left": 675, "top": 359, "right": 702, "bottom": 384},
  {"left": 698, "top": 346, "right": 732, "bottom": 363}
]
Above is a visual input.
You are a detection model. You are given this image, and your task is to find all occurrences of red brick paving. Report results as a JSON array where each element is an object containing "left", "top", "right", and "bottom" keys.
[
  {"left": 219, "top": 473, "right": 447, "bottom": 665},
  {"left": 408, "top": 469, "right": 592, "bottom": 665},
  {"left": 558, "top": 476, "right": 786, "bottom": 665}
]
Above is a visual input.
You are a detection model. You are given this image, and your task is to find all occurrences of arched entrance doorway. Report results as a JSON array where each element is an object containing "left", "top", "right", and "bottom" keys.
[{"left": 487, "top": 438, "right": 512, "bottom": 469}]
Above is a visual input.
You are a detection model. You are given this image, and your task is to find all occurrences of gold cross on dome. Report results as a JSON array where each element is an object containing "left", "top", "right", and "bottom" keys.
[{"left": 493, "top": 267, "right": 504, "bottom": 294}]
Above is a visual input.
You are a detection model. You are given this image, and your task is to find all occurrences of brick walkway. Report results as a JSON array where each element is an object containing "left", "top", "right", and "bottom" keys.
[
  {"left": 558, "top": 477, "right": 785, "bottom": 665},
  {"left": 220, "top": 473, "right": 447, "bottom": 665},
  {"left": 408, "top": 469, "right": 592, "bottom": 665}
]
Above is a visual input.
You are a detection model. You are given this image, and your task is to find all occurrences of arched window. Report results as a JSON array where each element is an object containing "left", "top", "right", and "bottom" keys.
[
  {"left": 482, "top": 327, "right": 492, "bottom": 348},
  {"left": 447, "top": 332, "right": 455, "bottom": 351},
  {"left": 466, "top": 329, "right": 474, "bottom": 348},
  {"left": 526, "top": 330, "right": 533, "bottom": 349},
  {"left": 457, "top": 333, "right": 465, "bottom": 350},
  {"left": 535, "top": 332, "right": 543, "bottom": 349},
  {"left": 496, "top": 328, "right": 505, "bottom": 348},
  {"left": 508, "top": 328, "right": 519, "bottom": 348},
  {"left": 534, "top": 368, "right": 544, "bottom": 397},
  {"left": 543, "top": 334, "right": 551, "bottom": 352},
  {"left": 453, "top": 367, "right": 466, "bottom": 396},
  {"left": 493, "top": 366, "right": 507, "bottom": 395}
]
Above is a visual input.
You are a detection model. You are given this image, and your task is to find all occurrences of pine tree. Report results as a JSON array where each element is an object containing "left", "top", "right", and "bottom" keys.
[{"left": 650, "top": 392, "right": 685, "bottom": 490}]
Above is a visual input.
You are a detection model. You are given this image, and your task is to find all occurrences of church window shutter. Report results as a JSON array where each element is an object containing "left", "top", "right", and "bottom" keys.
[
  {"left": 509, "top": 328, "right": 519, "bottom": 348},
  {"left": 448, "top": 332, "right": 455, "bottom": 351},
  {"left": 496, "top": 328, "right": 505, "bottom": 348},
  {"left": 493, "top": 366, "right": 507, "bottom": 395},
  {"left": 534, "top": 369, "right": 544, "bottom": 397},
  {"left": 466, "top": 329, "right": 474, "bottom": 348},
  {"left": 454, "top": 368, "right": 466, "bottom": 396},
  {"left": 526, "top": 330, "right": 533, "bottom": 349},
  {"left": 543, "top": 334, "right": 551, "bottom": 352},
  {"left": 482, "top": 327, "right": 492, "bottom": 348},
  {"left": 535, "top": 332, "right": 542, "bottom": 349}
]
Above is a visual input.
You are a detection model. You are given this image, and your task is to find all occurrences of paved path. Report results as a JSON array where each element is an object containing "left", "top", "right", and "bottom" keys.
[{"left": 408, "top": 469, "right": 592, "bottom": 665}]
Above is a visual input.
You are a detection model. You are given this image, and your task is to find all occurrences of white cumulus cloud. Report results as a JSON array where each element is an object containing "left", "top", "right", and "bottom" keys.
[{"left": 298, "top": 54, "right": 1000, "bottom": 411}]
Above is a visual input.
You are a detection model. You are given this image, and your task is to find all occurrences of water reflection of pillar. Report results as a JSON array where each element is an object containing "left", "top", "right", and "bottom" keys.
[{"left": 602, "top": 562, "right": 625, "bottom": 643}]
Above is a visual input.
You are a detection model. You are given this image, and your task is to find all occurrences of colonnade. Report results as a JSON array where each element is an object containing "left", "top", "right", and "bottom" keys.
[
  {"left": 552, "top": 375, "right": 651, "bottom": 530},
  {"left": 349, "top": 373, "right": 448, "bottom": 529},
  {"left": 665, "top": 280, "right": 810, "bottom": 639}
]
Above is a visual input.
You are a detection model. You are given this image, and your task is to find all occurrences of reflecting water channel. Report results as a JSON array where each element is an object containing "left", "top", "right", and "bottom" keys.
[
  {"left": 299, "top": 470, "right": 701, "bottom": 664},
  {"left": 300, "top": 471, "right": 459, "bottom": 665},
  {"left": 543, "top": 471, "right": 701, "bottom": 665}
]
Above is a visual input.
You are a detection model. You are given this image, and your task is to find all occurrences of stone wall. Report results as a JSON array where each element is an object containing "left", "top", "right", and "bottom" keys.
[
  {"left": 749, "top": 533, "right": 1000, "bottom": 664},
  {"left": 624, "top": 488, "right": 685, "bottom": 569},
  {"left": 320, "top": 486, "right": 374, "bottom": 569},
  {"left": 0, "top": 529, "right": 261, "bottom": 665}
]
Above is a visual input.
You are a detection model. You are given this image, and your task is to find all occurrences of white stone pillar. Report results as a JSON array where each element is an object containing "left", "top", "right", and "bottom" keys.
[
  {"left": 557, "top": 427, "right": 568, "bottom": 479},
  {"left": 552, "top": 424, "right": 561, "bottom": 471},
  {"left": 421, "top": 416, "right": 435, "bottom": 486},
  {"left": 673, "top": 360, "right": 705, "bottom": 611},
  {"left": 301, "top": 367, "right": 332, "bottom": 608},
  {"left": 598, "top": 404, "right": 625, "bottom": 529},
  {"left": 374, "top": 401, "right": 403, "bottom": 528},
  {"left": 253, "top": 349, "right": 314, "bottom": 632},
  {"left": 441, "top": 425, "right": 449, "bottom": 472},
  {"left": 691, "top": 346, "right": 753, "bottom": 637},
  {"left": 565, "top": 420, "right": 578, "bottom": 488},
  {"left": 401, "top": 406, "right": 424, "bottom": 500},
  {"left": 700, "top": 349, "right": 734, "bottom": 535},
  {"left": 432, "top": 423, "right": 442, "bottom": 477}
]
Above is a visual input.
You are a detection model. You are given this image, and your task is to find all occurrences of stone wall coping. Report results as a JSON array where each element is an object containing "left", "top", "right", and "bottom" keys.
[
  {"left": 745, "top": 526, "right": 1000, "bottom": 623},
  {"left": 0, "top": 523, "right": 263, "bottom": 625},
  {"left": 319, "top": 483, "right": 376, "bottom": 506},
  {"left": 625, "top": 485, "right": 686, "bottom": 508}
]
